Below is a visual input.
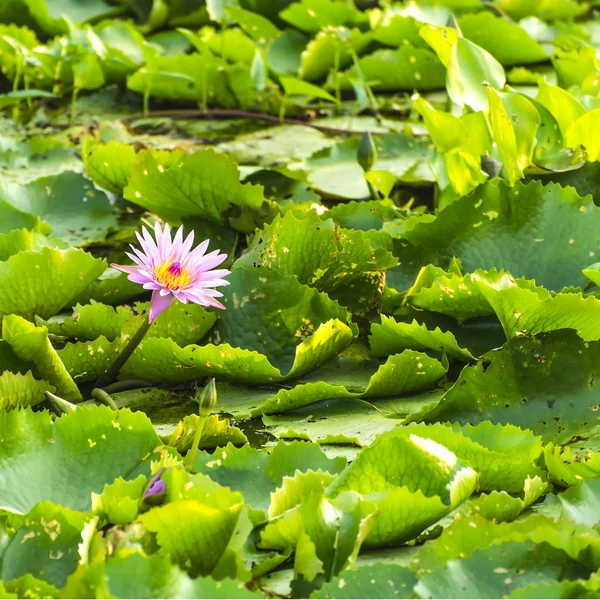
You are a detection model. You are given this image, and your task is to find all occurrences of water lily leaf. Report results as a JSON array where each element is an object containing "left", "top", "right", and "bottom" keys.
[
  {"left": 127, "top": 53, "right": 249, "bottom": 108},
  {"left": 0, "top": 370, "right": 53, "bottom": 410},
  {"left": 473, "top": 270, "right": 600, "bottom": 341},
  {"left": 361, "top": 351, "right": 447, "bottom": 398},
  {"left": 219, "top": 349, "right": 445, "bottom": 416},
  {"left": 305, "top": 134, "right": 433, "bottom": 200},
  {"left": 193, "top": 441, "right": 346, "bottom": 518},
  {"left": 218, "top": 124, "right": 335, "bottom": 166},
  {"left": 0, "top": 202, "right": 44, "bottom": 234},
  {"left": 312, "top": 562, "right": 417, "bottom": 599},
  {"left": 403, "top": 422, "right": 546, "bottom": 494},
  {"left": 415, "top": 540, "right": 583, "bottom": 599},
  {"left": 2, "top": 315, "right": 81, "bottom": 401},
  {"left": 322, "top": 199, "right": 402, "bottom": 231},
  {"left": 485, "top": 87, "right": 540, "bottom": 185},
  {"left": 370, "top": 316, "right": 474, "bottom": 362},
  {"left": 267, "top": 29, "right": 308, "bottom": 75},
  {"left": 260, "top": 484, "right": 376, "bottom": 582},
  {"left": 337, "top": 46, "right": 445, "bottom": 92},
  {"left": 64, "top": 552, "right": 262, "bottom": 599},
  {"left": 460, "top": 476, "right": 548, "bottom": 523},
  {"left": 38, "top": 301, "right": 129, "bottom": 342},
  {"left": 122, "top": 315, "right": 353, "bottom": 385},
  {"left": 123, "top": 148, "right": 267, "bottom": 231},
  {"left": 0, "top": 171, "right": 115, "bottom": 246},
  {"left": 140, "top": 486, "right": 253, "bottom": 579},
  {"left": 327, "top": 427, "right": 478, "bottom": 546},
  {"left": 262, "top": 398, "right": 401, "bottom": 446},
  {"left": 280, "top": 0, "right": 365, "bottom": 33},
  {"left": 415, "top": 511, "right": 600, "bottom": 578},
  {"left": 125, "top": 301, "right": 217, "bottom": 346},
  {"left": 566, "top": 109, "right": 600, "bottom": 162},
  {"left": 552, "top": 477, "right": 600, "bottom": 528},
  {"left": 0, "top": 228, "right": 59, "bottom": 262},
  {"left": 0, "top": 406, "right": 161, "bottom": 514},
  {"left": 459, "top": 12, "right": 547, "bottom": 66},
  {"left": 0, "top": 247, "right": 106, "bottom": 321},
  {"left": 236, "top": 211, "right": 396, "bottom": 315},
  {"left": 82, "top": 139, "right": 137, "bottom": 195},
  {"left": 2, "top": 502, "right": 92, "bottom": 588},
  {"left": 402, "top": 180, "right": 600, "bottom": 291},
  {"left": 424, "top": 330, "right": 600, "bottom": 444},
  {"left": 280, "top": 76, "right": 337, "bottom": 103},
  {"left": 405, "top": 266, "right": 493, "bottom": 323},
  {"left": 217, "top": 266, "right": 355, "bottom": 372},
  {"left": 57, "top": 335, "right": 119, "bottom": 383},
  {"left": 544, "top": 443, "right": 600, "bottom": 487},
  {"left": 495, "top": 0, "right": 588, "bottom": 21},
  {"left": 299, "top": 27, "right": 371, "bottom": 82},
  {"left": 447, "top": 37, "right": 505, "bottom": 112},
  {"left": 2, "top": 574, "right": 58, "bottom": 599},
  {"left": 535, "top": 79, "right": 586, "bottom": 138},
  {"left": 91, "top": 475, "right": 146, "bottom": 526},
  {"left": 374, "top": 15, "right": 423, "bottom": 49},
  {"left": 74, "top": 266, "right": 144, "bottom": 306}
]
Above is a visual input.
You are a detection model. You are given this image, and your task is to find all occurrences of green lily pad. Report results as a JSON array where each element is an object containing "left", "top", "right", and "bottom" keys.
[
  {"left": 0, "top": 370, "right": 53, "bottom": 410},
  {"left": 123, "top": 148, "right": 267, "bottom": 231},
  {"left": 424, "top": 330, "right": 600, "bottom": 444},
  {"left": 0, "top": 406, "right": 162, "bottom": 514},
  {"left": 403, "top": 180, "right": 600, "bottom": 291},
  {"left": 327, "top": 427, "right": 478, "bottom": 546},
  {"left": 2, "top": 315, "right": 81, "bottom": 401},
  {"left": 0, "top": 247, "right": 106, "bottom": 321},
  {"left": 0, "top": 171, "right": 117, "bottom": 246}
]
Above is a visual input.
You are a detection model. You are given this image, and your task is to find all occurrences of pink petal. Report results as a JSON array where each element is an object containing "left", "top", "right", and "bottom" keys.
[
  {"left": 172, "top": 290, "right": 188, "bottom": 303},
  {"left": 158, "top": 222, "right": 171, "bottom": 258},
  {"left": 111, "top": 263, "right": 138, "bottom": 274},
  {"left": 149, "top": 290, "right": 175, "bottom": 322},
  {"left": 127, "top": 271, "right": 153, "bottom": 284},
  {"left": 126, "top": 251, "right": 149, "bottom": 268},
  {"left": 204, "top": 297, "right": 226, "bottom": 310},
  {"left": 180, "top": 229, "right": 195, "bottom": 257},
  {"left": 142, "top": 227, "right": 160, "bottom": 262},
  {"left": 194, "top": 250, "right": 228, "bottom": 272},
  {"left": 194, "top": 278, "right": 230, "bottom": 288},
  {"left": 188, "top": 239, "right": 210, "bottom": 262},
  {"left": 171, "top": 226, "right": 184, "bottom": 258}
]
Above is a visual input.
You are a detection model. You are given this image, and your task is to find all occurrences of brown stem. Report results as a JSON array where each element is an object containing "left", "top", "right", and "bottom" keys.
[{"left": 121, "top": 108, "right": 397, "bottom": 136}]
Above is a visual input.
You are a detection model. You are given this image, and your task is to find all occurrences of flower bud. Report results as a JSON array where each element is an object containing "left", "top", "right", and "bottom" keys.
[
  {"left": 357, "top": 131, "right": 377, "bottom": 173},
  {"left": 197, "top": 378, "right": 217, "bottom": 418},
  {"left": 142, "top": 468, "right": 167, "bottom": 507},
  {"left": 45, "top": 391, "right": 77, "bottom": 414}
]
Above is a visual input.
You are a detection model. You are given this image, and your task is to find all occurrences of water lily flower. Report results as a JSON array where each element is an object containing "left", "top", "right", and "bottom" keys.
[{"left": 112, "top": 222, "right": 230, "bottom": 322}]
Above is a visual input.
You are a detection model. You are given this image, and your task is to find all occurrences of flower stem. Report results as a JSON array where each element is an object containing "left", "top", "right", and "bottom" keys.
[
  {"left": 92, "top": 388, "right": 118, "bottom": 411},
  {"left": 95, "top": 319, "right": 152, "bottom": 389},
  {"left": 101, "top": 379, "right": 154, "bottom": 394},
  {"left": 184, "top": 378, "right": 217, "bottom": 471},
  {"left": 184, "top": 416, "right": 207, "bottom": 471}
]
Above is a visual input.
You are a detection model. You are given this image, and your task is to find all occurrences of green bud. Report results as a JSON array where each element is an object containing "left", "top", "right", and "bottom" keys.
[
  {"left": 196, "top": 378, "right": 217, "bottom": 418},
  {"left": 45, "top": 391, "right": 77, "bottom": 414},
  {"left": 357, "top": 131, "right": 377, "bottom": 173}
]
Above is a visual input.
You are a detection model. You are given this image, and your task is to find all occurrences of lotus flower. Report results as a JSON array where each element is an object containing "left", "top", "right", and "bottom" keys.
[{"left": 112, "top": 222, "right": 230, "bottom": 322}]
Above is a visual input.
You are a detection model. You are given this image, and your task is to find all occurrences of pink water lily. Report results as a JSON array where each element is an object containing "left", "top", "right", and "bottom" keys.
[{"left": 112, "top": 222, "right": 230, "bottom": 322}]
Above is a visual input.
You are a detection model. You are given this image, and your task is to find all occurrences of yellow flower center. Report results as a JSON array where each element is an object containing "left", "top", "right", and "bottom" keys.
[{"left": 155, "top": 261, "right": 191, "bottom": 290}]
